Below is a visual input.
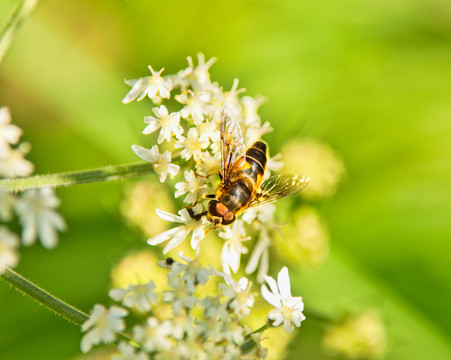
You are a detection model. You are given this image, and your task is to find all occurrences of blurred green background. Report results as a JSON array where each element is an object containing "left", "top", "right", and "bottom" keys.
[{"left": 1, "top": 0, "right": 451, "bottom": 359}]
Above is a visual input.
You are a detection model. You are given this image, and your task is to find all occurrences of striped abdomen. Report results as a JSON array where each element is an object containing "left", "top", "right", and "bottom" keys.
[{"left": 219, "top": 141, "right": 268, "bottom": 215}]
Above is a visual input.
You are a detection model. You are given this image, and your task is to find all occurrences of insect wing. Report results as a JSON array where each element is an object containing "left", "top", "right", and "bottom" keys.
[
  {"left": 249, "top": 174, "right": 310, "bottom": 207},
  {"left": 220, "top": 106, "right": 246, "bottom": 183}
]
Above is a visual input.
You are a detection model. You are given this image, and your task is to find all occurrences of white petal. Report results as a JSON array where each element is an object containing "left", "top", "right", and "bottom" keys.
[
  {"left": 166, "top": 163, "right": 180, "bottom": 178},
  {"left": 131, "top": 145, "right": 155, "bottom": 163},
  {"left": 263, "top": 274, "right": 280, "bottom": 297},
  {"left": 153, "top": 105, "right": 168, "bottom": 118},
  {"left": 260, "top": 284, "right": 282, "bottom": 308},
  {"left": 147, "top": 227, "right": 180, "bottom": 246},
  {"left": 142, "top": 120, "right": 160, "bottom": 135},
  {"left": 277, "top": 267, "right": 292, "bottom": 300},
  {"left": 283, "top": 319, "right": 295, "bottom": 333},
  {"left": 190, "top": 227, "right": 205, "bottom": 249},
  {"left": 163, "top": 228, "right": 190, "bottom": 253},
  {"left": 156, "top": 209, "right": 182, "bottom": 223}
]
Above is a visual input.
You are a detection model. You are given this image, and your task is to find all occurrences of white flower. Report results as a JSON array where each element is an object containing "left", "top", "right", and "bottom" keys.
[
  {"left": 175, "top": 90, "right": 211, "bottom": 124},
  {"left": 170, "top": 252, "right": 215, "bottom": 293},
  {"left": 109, "top": 281, "right": 158, "bottom": 312},
  {"left": 112, "top": 342, "right": 149, "bottom": 360},
  {"left": 261, "top": 266, "right": 306, "bottom": 333},
  {"left": 133, "top": 317, "right": 173, "bottom": 352},
  {"left": 0, "top": 226, "right": 20, "bottom": 268},
  {"left": 131, "top": 145, "right": 180, "bottom": 183},
  {"left": 122, "top": 65, "right": 172, "bottom": 104},
  {"left": 0, "top": 147, "right": 34, "bottom": 178},
  {"left": 245, "top": 120, "right": 272, "bottom": 146},
  {"left": 174, "top": 170, "right": 208, "bottom": 204},
  {"left": 143, "top": 105, "right": 183, "bottom": 143},
  {"left": 195, "top": 151, "right": 221, "bottom": 175},
  {"left": 14, "top": 188, "right": 66, "bottom": 249},
  {"left": 241, "top": 96, "right": 266, "bottom": 127},
  {"left": 148, "top": 207, "right": 208, "bottom": 253},
  {"left": 175, "top": 128, "right": 209, "bottom": 161},
  {"left": 220, "top": 275, "right": 255, "bottom": 318},
  {"left": 163, "top": 276, "right": 197, "bottom": 314},
  {"left": 219, "top": 220, "right": 250, "bottom": 274},
  {"left": 0, "top": 107, "right": 22, "bottom": 157},
  {"left": 80, "top": 305, "right": 128, "bottom": 353},
  {"left": 175, "top": 53, "right": 217, "bottom": 91},
  {"left": 245, "top": 228, "right": 271, "bottom": 282}
]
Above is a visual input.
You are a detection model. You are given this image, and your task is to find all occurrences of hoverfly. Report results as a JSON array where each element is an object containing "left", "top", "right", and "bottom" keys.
[{"left": 189, "top": 107, "right": 309, "bottom": 227}]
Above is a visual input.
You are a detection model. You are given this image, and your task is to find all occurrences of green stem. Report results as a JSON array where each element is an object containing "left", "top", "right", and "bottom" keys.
[
  {"left": 0, "top": 0, "right": 39, "bottom": 63},
  {"left": 0, "top": 266, "right": 88, "bottom": 325},
  {"left": 0, "top": 162, "right": 155, "bottom": 192}
]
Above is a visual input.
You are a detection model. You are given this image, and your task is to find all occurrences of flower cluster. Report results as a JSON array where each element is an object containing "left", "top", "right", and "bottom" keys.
[
  {"left": 123, "top": 54, "right": 282, "bottom": 280},
  {"left": 81, "top": 255, "right": 305, "bottom": 359},
  {"left": 0, "top": 107, "right": 66, "bottom": 268}
]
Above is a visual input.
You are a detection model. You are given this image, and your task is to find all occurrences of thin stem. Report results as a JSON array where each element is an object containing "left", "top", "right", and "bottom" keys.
[
  {"left": 0, "top": 0, "right": 39, "bottom": 63},
  {"left": 0, "top": 162, "right": 155, "bottom": 193},
  {"left": 0, "top": 266, "right": 88, "bottom": 325}
]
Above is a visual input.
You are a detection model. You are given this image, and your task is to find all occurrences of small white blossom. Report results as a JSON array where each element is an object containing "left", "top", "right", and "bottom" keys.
[
  {"left": 163, "top": 276, "right": 197, "bottom": 314},
  {"left": 133, "top": 318, "right": 173, "bottom": 352},
  {"left": 219, "top": 220, "right": 251, "bottom": 274},
  {"left": 14, "top": 188, "right": 66, "bottom": 249},
  {"left": 81, "top": 305, "right": 128, "bottom": 353},
  {"left": 122, "top": 66, "right": 172, "bottom": 104},
  {"left": 143, "top": 105, "right": 183, "bottom": 143},
  {"left": 220, "top": 275, "right": 255, "bottom": 318},
  {"left": 245, "top": 120, "right": 273, "bottom": 146},
  {"left": 0, "top": 147, "right": 34, "bottom": 178},
  {"left": 148, "top": 206, "right": 208, "bottom": 253},
  {"left": 0, "top": 226, "right": 20, "bottom": 268},
  {"left": 132, "top": 145, "right": 180, "bottom": 183},
  {"left": 174, "top": 170, "right": 208, "bottom": 204},
  {"left": 175, "top": 53, "right": 217, "bottom": 91},
  {"left": 170, "top": 252, "right": 215, "bottom": 293},
  {"left": 195, "top": 151, "right": 221, "bottom": 175},
  {"left": 261, "top": 267, "right": 306, "bottom": 333},
  {"left": 241, "top": 96, "right": 266, "bottom": 127},
  {"left": 109, "top": 281, "right": 158, "bottom": 312},
  {"left": 175, "top": 128, "right": 209, "bottom": 161},
  {"left": 0, "top": 107, "right": 22, "bottom": 156},
  {"left": 175, "top": 90, "right": 211, "bottom": 124}
]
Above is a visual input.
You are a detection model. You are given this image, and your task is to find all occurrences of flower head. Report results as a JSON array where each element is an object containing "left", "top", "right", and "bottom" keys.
[
  {"left": 122, "top": 66, "right": 172, "bottom": 104},
  {"left": 143, "top": 105, "right": 183, "bottom": 143},
  {"left": 132, "top": 145, "right": 180, "bottom": 183},
  {"left": 261, "top": 267, "right": 306, "bottom": 333},
  {"left": 14, "top": 187, "right": 66, "bottom": 248},
  {"left": 109, "top": 281, "right": 159, "bottom": 312},
  {"left": 148, "top": 206, "right": 208, "bottom": 254},
  {"left": 81, "top": 305, "right": 128, "bottom": 353}
]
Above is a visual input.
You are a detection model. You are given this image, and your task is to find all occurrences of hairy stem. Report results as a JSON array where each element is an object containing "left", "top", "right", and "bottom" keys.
[
  {"left": 0, "top": 0, "right": 39, "bottom": 63},
  {"left": 0, "top": 266, "right": 88, "bottom": 325},
  {"left": 0, "top": 162, "right": 155, "bottom": 192}
]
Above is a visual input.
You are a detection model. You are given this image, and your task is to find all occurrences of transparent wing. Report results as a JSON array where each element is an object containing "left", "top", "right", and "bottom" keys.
[
  {"left": 220, "top": 106, "right": 246, "bottom": 184},
  {"left": 248, "top": 174, "right": 310, "bottom": 207}
]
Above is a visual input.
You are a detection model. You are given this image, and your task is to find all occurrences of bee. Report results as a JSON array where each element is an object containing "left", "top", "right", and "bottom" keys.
[{"left": 189, "top": 108, "right": 309, "bottom": 227}]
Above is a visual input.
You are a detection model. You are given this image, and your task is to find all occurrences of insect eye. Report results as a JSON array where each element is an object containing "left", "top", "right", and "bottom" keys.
[{"left": 208, "top": 200, "right": 220, "bottom": 217}]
